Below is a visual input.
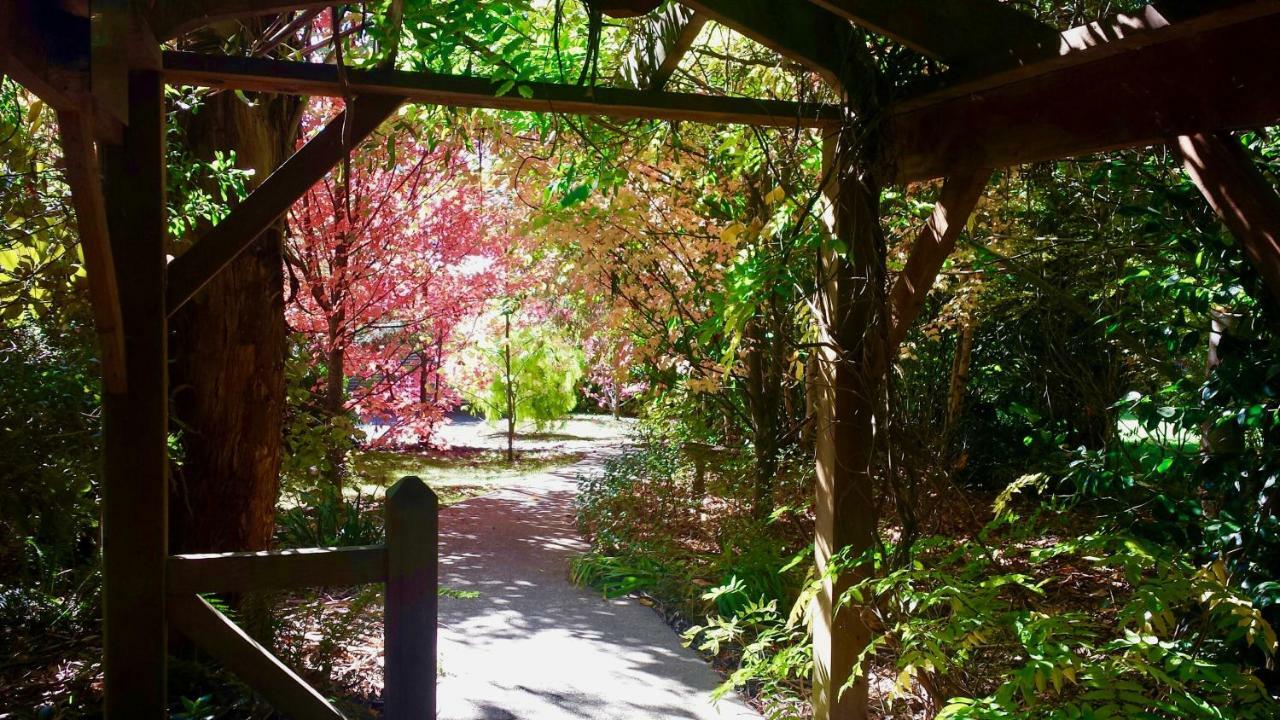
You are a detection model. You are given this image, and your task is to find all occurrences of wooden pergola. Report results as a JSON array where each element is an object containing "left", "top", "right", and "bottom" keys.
[{"left": 3, "top": 0, "right": 1279, "bottom": 718}]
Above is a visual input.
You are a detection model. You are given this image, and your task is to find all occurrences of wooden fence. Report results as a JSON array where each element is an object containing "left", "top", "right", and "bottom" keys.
[{"left": 166, "top": 476, "right": 439, "bottom": 719}]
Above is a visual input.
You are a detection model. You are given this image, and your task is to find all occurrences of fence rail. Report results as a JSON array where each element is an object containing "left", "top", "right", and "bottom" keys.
[{"left": 166, "top": 476, "right": 438, "bottom": 720}]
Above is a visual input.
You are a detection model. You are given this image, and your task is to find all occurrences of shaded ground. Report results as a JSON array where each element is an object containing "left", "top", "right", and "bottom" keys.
[{"left": 433, "top": 417, "right": 757, "bottom": 720}]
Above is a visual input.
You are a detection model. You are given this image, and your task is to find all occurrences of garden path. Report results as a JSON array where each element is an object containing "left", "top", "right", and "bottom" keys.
[{"left": 434, "top": 415, "right": 757, "bottom": 720}]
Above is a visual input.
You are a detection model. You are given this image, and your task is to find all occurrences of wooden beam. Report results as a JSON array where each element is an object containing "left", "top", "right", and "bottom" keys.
[
  {"left": 619, "top": 4, "right": 706, "bottom": 90},
  {"left": 56, "top": 110, "right": 127, "bottom": 393},
  {"left": 166, "top": 92, "right": 404, "bottom": 315},
  {"left": 0, "top": 0, "right": 93, "bottom": 114},
  {"left": 169, "top": 595, "right": 346, "bottom": 720},
  {"left": 804, "top": 0, "right": 1057, "bottom": 71},
  {"left": 891, "top": 5, "right": 1280, "bottom": 182},
  {"left": 162, "top": 51, "right": 843, "bottom": 130},
  {"left": 99, "top": 69, "right": 168, "bottom": 720},
  {"left": 887, "top": 171, "right": 990, "bottom": 351},
  {"left": 151, "top": 0, "right": 339, "bottom": 40},
  {"left": 679, "top": 0, "right": 857, "bottom": 87},
  {"left": 168, "top": 546, "right": 387, "bottom": 594},
  {"left": 1179, "top": 133, "right": 1280, "bottom": 305}
]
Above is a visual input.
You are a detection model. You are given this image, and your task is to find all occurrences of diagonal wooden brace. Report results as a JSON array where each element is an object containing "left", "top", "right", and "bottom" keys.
[
  {"left": 165, "top": 93, "right": 404, "bottom": 316},
  {"left": 169, "top": 594, "right": 346, "bottom": 720},
  {"left": 1178, "top": 132, "right": 1280, "bottom": 305},
  {"left": 886, "top": 170, "right": 991, "bottom": 352},
  {"left": 57, "top": 109, "right": 128, "bottom": 393}
]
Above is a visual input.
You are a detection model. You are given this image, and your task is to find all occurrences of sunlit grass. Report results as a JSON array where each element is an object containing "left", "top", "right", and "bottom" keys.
[{"left": 350, "top": 447, "right": 586, "bottom": 505}]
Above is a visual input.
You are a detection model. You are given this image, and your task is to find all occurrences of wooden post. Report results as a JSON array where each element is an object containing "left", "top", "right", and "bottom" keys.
[
  {"left": 99, "top": 69, "right": 168, "bottom": 719},
  {"left": 384, "top": 476, "right": 439, "bottom": 719},
  {"left": 811, "top": 130, "right": 883, "bottom": 720}
]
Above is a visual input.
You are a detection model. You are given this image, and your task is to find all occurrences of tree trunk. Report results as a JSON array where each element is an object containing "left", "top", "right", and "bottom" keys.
[
  {"left": 1200, "top": 307, "right": 1244, "bottom": 521},
  {"left": 169, "top": 89, "right": 299, "bottom": 556},
  {"left": 324, "top": 312, "right": 347, "bottom": 483},
  {"left": 504, "top": 313, "right": 515, "bottom": 462},
  {"left": 745, "top": 316, "right": 780, "bottom": 519},
  {"left": 945, "top": 313, "right": 976, "bottom": 437}
]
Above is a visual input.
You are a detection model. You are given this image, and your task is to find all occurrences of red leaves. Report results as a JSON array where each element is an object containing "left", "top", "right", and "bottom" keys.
[{"left": 285, "top": 98, "right": 518, "bottom": 446}]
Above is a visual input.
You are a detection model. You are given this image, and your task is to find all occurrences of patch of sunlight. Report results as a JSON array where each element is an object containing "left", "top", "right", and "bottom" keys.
[
  {"left": 1116, "top": 416, "right": 1200, "bottom": 452},
  {"left": 349, "top": 447, "right": 586, "bottom": 504}
]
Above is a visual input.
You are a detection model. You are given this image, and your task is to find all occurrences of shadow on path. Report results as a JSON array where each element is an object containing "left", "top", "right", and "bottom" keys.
[{"left": 436, "top": 450, "right": 756, "bottom": 720}]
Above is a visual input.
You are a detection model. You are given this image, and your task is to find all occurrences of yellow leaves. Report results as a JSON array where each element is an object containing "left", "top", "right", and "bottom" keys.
[
  {"left": 686, "top": 375, "right": 721, "bottom": 394},
  {"left": 719, "top": 222, "right": 746, "bottom": 246},
  {"left": 960, "top": 629, "right": 986, "bottom": 650},
  {"left": 764, "top": 185, "right": 786, "bottom": 206},
  {"left": 1193, "top": 559, "right": 1280, "bottom": 656}
]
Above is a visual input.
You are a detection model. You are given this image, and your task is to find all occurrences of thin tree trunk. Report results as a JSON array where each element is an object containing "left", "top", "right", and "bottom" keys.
[
  {"left": 745, "top": 316, "right": 780, "bottom": 519},
  {"left": 504, "top": 313, "right": 515, "bottom": 463},
  {"left": 1200, "top": 307, "right": 1244, "bottom": 520},
  {"left": 945, "top": 314, "right": 976, "bottom": 436}
]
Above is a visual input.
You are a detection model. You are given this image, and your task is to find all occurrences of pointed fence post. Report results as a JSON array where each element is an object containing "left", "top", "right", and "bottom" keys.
[{"left": 384, "top": 476, "right": 439, "bottom": 719}]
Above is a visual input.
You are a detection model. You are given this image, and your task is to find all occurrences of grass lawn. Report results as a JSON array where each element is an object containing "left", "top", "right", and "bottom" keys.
[{"left": 351, "top": 446, "right": 586, "bottom": 506}]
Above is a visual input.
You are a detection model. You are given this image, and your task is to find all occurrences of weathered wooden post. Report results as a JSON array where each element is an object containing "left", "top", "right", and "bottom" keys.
[
  {"left": 384, "top": 476, "right": 439, "bottom": 718},
  {"left": 100, "top": 68, "right": 169, "bottom": 719}
]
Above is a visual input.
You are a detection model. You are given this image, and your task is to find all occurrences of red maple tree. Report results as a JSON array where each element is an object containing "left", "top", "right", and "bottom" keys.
[{"left": 285, "top": 99, "right": 514, "bottom": 446}]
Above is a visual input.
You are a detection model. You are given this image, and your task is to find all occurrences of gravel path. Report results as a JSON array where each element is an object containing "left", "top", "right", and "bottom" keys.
[{"left": 434, "top": 423, "right": 757, "bottom": 720}]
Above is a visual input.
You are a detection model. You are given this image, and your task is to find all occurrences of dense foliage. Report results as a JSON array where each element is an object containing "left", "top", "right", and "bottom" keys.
[{"left": 4, "top": 2, "right": 1280, "bottom": 718}]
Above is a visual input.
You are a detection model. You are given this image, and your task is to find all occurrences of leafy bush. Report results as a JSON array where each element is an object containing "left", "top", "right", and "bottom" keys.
[
  {"left": 685, "top": 592, "right": 812, "bottom": 717},
  {"left": 575, "top": 437, "right": 698, "bottom": 554},
  {"left": 0, "top": 320, "right": 103, "bottom": 648},
  {"left": 281, "top": 335, "right": 362, "bottom": 488},
  {"left": 276, "top": 484, "right": 384, "bottom": 548},
  {"left": 829, "top": 522, "right": 1279, "bottom": 719}
]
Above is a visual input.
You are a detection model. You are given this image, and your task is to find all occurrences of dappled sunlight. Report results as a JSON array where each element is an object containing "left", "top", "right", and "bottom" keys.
[{"left": 433, "top": 437, "right": 755, "bottom": 720}]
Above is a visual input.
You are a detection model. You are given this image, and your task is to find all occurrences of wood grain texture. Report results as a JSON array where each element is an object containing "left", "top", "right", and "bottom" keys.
[
  {"left": 1179, "top": 133, "right": 1280, "bottom": 304},
  {"left": 161, "top": 52, "right": 843, "bottom": 130},
  {"left": 56, "top": 109, "right": 126, "bottom": 393},
  {"left": 887, "top": 171, "right": 991, "bottom": 351},
  {"left": 891, "top": 7, "right": 1280, "bottom": 181}
]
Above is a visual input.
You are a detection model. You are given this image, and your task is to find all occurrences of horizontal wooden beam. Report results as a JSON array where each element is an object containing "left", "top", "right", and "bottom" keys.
[
  {"left": 804, "top": 0, "right": 1057, "bottom": 71},
  {"left": 679, "top": 0, "right": 857, "bottom": 88},
  {"left": 169, "top": 595, "right": 345, "bottom": 720},
  {"left": 166, "top": 92, "right": 404, "bottom": 315},
  {"left": 162, "top": 51, "right": 843, "bottom": 129},
  {"left": 891, "top": 4, "right": 1280, "bottom": 182},
  {"left": 167, "top": 545, "right": 387, "bottom": 594},
  {"left": 151, "top": 0, "right": 339, "bottom": 40}
]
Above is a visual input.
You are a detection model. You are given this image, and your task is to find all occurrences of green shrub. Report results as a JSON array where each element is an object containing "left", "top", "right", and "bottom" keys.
[
  {"left": 276, "top": 484, "right": 384, "bottom": 548},
  {"left": 831, "top": 524, "right": 1279, "bottom": 719}
]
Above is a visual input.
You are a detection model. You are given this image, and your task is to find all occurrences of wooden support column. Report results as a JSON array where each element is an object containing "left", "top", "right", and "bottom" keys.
[
  {"left": 811, "top": 129, "right": 886, "bottom": 720},
  {"left": 1178, "top": 132, "right": 1280, "bottom": 305},
  {"left": 99, "top": 69, "right": 168, "bottom": 719}
]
